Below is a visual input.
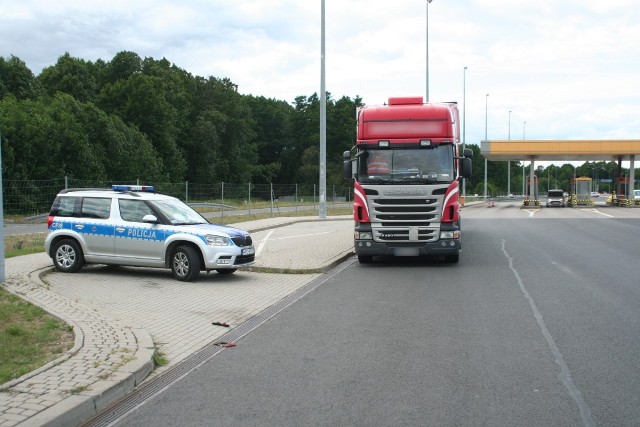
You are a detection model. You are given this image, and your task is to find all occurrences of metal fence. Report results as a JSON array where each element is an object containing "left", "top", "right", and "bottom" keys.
[{"left": 2, "top": 177, "right": 353, "bottom": 218}]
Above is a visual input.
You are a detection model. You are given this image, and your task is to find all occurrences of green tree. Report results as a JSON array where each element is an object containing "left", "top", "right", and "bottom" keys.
[
  {"left": 38, "top": 53, "right": 100, "bottom": 103},
  {"left": 97, "top": 73, "right": 184, "bottom": 180},
  {"left": 0, "top": 55, "right": 42, "bottom": 100}
]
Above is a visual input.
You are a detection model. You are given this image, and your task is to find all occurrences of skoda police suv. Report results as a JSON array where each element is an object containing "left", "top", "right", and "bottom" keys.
[{"left": 44, "top": 185, "right": 255, "bottom": 281}]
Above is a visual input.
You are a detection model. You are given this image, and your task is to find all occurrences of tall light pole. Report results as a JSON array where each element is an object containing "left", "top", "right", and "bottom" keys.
[
  {"left": 522, "top": 122, "right": 527, "bottom": 198},
  {"left": 462, "top": 66, "right": 467, "bottom": 198},
  {"left": 508, "top": 110, "right": 511, "bottom": 196},
  {"left": 426, "top": 0, "right": 434, "bottom": 102},
  {"left": 319, "top": 0, "right": 327, "bottom": 219},
  {"left": 484, "top": 93, "right": 489, "bottom": 200}
]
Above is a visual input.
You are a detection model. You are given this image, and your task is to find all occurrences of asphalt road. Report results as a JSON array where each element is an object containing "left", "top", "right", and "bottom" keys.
[{"left": 108, "top": 203, "right": 640, "bottom": 426}]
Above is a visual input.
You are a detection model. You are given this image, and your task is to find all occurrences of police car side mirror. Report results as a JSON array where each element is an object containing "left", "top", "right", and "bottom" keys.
[{"left": 142, "top": 214, "right": 158, "bottom": 224}]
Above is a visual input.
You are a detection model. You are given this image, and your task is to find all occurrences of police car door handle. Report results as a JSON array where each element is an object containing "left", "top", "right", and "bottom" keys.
[
  {"left": 75, "top": 224, "right": 84, "bottom": 230},
  {"left": 115, "top": 227, "right": 126, "bottom": 233}
]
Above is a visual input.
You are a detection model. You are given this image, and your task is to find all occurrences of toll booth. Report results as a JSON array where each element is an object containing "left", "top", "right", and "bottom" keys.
[
  {"left": 616, "top": 176, "right": 629, "bottom": 198},
  {"left": 525, "top": 175, "right": 538, "bottom": 199},
  {"left": 572, "top": 177, "right": 593, "bottom": 206}
]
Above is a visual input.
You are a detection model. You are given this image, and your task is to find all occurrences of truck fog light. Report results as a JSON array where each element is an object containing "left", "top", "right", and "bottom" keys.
[{"left": 450, "top": 241, "right": 456, "bottom": 247}]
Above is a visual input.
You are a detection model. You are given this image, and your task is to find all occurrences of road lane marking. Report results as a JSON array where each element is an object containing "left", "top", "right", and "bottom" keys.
[
  {"left": 501, "top": 239, "right": 595, "bottom": 427},
  {"left": 255, "top": 230, "right": 274, "bottom": 256},
  {"left": 581, "top": 208, "right": 613, "bottom": 218},
  {"left": 270, "top": 231, "right": 331, "bottom": 241}
]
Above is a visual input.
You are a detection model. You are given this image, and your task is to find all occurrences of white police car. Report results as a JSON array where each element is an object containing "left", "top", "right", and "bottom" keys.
[{"left": 44, "top": 185, "right": 255, "bottom": 281}]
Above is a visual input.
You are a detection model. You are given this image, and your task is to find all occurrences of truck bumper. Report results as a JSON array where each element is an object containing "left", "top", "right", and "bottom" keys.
[{"left": 354, "top": 239, "right": 461, "bottom": 257}]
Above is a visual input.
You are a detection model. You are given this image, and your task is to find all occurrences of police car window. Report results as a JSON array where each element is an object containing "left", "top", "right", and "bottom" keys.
[
  {"left": 81, "top": 197, "right": 111, "bottom": 219},
  {"left": 52, "top": 196, "right": 77, "bottom": 217},
  {"left": 119, "top": 200, "right": 154, "bottom": 223},
  {"left": 150, "top": 199, "right": 207, "bottom": 225}
]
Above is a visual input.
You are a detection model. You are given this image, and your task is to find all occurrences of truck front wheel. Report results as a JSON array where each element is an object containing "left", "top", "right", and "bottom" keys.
[
  {"left": 357, "top": 255, "right": 373, "bottom": 264},
  {"left": 444, "top": 254, "right": 460, "bottom": 263}
]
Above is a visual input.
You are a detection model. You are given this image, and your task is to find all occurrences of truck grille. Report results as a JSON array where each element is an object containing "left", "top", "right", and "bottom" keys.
[{"left": 366, "top": 187, "right": 446, "bottom": 243}]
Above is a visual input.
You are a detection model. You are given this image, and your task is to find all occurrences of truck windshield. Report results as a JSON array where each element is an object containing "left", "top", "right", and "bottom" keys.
[{"left": 358, "top": 146, "right": 454, "bottom": 184}]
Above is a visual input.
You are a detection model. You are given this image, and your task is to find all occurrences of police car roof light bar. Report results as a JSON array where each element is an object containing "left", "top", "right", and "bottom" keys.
[{"left": 112, "top": 185, "right": 155, "bottom": 192}]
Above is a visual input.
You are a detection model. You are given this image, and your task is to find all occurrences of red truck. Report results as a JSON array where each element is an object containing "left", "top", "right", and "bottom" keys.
[{"left": 343, "top": 96, "right": 472, "bottom": 264}]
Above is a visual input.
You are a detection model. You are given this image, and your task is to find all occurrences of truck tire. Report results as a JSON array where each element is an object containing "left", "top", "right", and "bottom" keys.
[
  {"left": 53, "top": 239, "right": 85, "bottom": 273},
  {"left": 358, "top": 255, "right": 373, "bottom": 264},
  {"left": 444, "top": 253, "right": 459, "bottom": 263},
  {"left": 171, "top": 245, "right": 201, "bottom": 281}
]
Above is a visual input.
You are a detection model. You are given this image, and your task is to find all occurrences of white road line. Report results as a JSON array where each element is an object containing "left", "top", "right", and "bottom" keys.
[
  {"left": 255, "top": 230, "right": 274, "bottom": 256},
  {"left": 523, "top": 209, "right": 538, "bottom": 217},
  {"left": 270, "top": 231, "right": 331, "bottom": 241},
  {"left": 501, "top": 239, "right": 595, "bottom": 427},
  {"left": 581, "top": 208, "right": 614, "bottom": 218}
]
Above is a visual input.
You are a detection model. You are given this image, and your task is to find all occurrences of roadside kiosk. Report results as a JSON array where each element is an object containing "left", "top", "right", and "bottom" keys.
[{"left": 572, "top": 177, "right": 593, "bottom": 206}]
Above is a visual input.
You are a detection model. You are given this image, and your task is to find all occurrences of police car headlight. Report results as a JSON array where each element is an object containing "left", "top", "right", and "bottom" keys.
[{"left": 205, "top": 235, "right": 231, "bottom": 246}]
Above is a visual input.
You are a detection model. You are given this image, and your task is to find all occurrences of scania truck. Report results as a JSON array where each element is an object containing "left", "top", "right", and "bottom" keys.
[{"left": 343, "top": 97, "right": 472, "bottom": 264}]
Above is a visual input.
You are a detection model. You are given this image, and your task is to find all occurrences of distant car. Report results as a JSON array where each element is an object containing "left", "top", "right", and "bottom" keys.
[
  {"left": 634, "top": 189, "right": 640, "bottom": 200},
  {"left": 44, "top": 185, "right": 255, "bottom": 281},
  {"left": 507, "top": 193, "right": 515, "bottom": 199},
  {"left": 546, "top": 189, "right": 566, "bottom": 207},
  {"left": 591, "top": 191, "right": 599, "bottom": 198}
]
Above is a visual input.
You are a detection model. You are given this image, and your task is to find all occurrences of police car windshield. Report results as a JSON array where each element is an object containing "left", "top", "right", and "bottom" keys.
[{"left": 150, "top": 199, "right": 208, "bottom": 225}]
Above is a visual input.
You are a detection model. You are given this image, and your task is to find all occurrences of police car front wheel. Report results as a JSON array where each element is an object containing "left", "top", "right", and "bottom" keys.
[
  {"left": 53, "top": 239, "right": 85, "bottom": 273},
  {"left": 171, "top": 245, "right": 201, "bottom": 282}
]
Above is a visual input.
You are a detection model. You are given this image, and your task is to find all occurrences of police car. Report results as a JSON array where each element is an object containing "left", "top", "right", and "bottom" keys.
[{"left": 44, "top": 185, "right": 255, "bottom": 281}]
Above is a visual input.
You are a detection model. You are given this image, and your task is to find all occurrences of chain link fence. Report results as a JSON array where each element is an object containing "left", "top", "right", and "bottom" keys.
[{"left": 2, "top": 178, "right": 353, "bottom": 219}]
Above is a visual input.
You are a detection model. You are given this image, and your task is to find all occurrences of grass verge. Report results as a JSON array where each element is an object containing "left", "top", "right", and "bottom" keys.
[{"left": 0, "top": 285, "right": 75, "bottom": 385}]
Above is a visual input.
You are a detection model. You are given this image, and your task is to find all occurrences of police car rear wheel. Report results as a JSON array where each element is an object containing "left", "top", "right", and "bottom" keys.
[
  {"left": 171, "top": 245, "right": 200, "bottom": 281},
  {"left": 53, "top": 239, "right": 85, "bottom": 273}
]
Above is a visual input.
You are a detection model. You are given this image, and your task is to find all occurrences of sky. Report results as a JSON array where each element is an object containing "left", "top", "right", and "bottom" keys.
[{"left": 1, "top": 0, "right": 639, "bottom": 162}]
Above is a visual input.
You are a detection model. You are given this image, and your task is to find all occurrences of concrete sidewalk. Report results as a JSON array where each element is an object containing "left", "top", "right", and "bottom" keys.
[{"left": 0, "top": 216, "right": 354, "bottom": 427}]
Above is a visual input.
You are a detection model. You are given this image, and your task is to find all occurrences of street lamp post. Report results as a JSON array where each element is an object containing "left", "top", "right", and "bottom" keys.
[
  {"left": 319, "top": 0, "right": 327, "bottom": 219},
  {"left": 462, "top": 66, "right": 467, "bottom": 198},
  {"left": 426, "top": 0, "right": 434, "bottom": 102},
  {"left": 484, "top": 93, "right": 489, "bottom": 200},
  {"left": 522, "top": 121, "right": 526, "bottom": 196},
  {"left": 508, "top": 110, "right": 511, "bottom": 196}
]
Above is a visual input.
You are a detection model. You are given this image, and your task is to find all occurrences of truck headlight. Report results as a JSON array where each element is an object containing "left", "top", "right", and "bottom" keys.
[
  {"left": 205, "top": 235, "right": 231, "bottom": 246},
  {"left": 355, "top": 231, "right": 373, "bottom": 240},
  {"left": 440, "top": 231, "right": 460, "bottom": 239}
]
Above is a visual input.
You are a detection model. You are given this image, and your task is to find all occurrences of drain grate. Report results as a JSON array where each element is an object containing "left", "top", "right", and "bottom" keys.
[{"left": 83, "top": 257, "right": 355, "bottom": 427}]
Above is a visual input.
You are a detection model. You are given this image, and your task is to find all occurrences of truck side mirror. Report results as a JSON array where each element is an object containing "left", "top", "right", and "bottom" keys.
[
  {"left": 343, "top": 151, "right": 354, "bottom": 180},
  {"left": 460, "top": 158, "right": 472, "bottom": 179},
  {"left": 463, "top": 148, "right": 473, "bottom": 158}
]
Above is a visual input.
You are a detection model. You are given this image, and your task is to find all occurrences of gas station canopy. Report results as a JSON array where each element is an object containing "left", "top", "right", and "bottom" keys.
[{"left": 481, "top": 139, "right": 640, "bottom": 161}]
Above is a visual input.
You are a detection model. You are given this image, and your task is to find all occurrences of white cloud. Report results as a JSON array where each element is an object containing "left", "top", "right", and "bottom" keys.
[{"left": 1, "top": 0, "right": 639, "bottom": 150}]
